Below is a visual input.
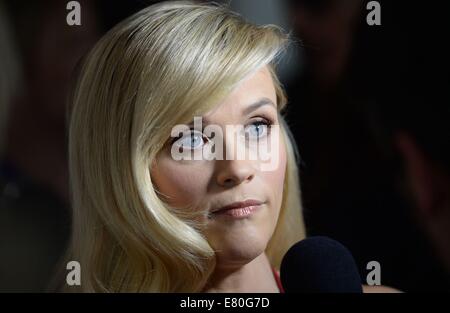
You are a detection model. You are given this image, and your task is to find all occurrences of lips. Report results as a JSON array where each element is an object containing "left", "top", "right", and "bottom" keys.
[{"left": 212, "top": 199, "right": 264, "bottom": 214}]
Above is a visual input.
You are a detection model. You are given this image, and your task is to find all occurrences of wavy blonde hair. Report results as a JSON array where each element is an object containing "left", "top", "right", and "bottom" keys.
[{"left": 66, "top": 0, "right": 305, "bottom": 292}]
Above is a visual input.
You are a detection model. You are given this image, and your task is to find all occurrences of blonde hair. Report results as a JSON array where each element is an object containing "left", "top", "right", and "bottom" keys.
[{"left": 66, "top": 0, "right": 305, "bottom": 292}]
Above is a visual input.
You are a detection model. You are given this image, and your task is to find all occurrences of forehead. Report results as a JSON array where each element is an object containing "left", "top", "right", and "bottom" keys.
[{"left": 204, "top": 66, "right": 277, "bottom": 119}]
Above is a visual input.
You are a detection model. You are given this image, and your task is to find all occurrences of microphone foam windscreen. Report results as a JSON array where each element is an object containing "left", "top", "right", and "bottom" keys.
[{"left": 280, "top": 236, "right": 363, "bottom": 293}]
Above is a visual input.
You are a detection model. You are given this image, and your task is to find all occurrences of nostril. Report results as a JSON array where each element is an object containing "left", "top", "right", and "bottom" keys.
[{"left": 223, "top": 178, "right": 236, "bottom": 186}]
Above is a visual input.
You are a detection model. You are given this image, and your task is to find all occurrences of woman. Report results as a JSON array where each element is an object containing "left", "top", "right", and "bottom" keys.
[{"left": 66, "top": 0, "right": 305, "bottom": 292}]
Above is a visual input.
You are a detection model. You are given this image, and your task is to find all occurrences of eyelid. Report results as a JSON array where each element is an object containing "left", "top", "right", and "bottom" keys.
[
  {"left": 247, "top": 115, "right": 275, "bottom": 126},
  {"left": 171, "top": 128, "right": 209, "bottom": 148},
  {"left": 172, "top": 128, "right": 201, "bottom": 138}
]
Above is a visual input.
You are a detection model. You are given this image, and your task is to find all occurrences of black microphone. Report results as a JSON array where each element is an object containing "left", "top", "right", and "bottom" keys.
[{"left": 280, "top": 236, "right": 363, "bottom": 293}]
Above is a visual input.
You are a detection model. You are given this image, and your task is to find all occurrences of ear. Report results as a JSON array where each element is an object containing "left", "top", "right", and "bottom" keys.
[{"left": 394, "top": 131, "right": 446, "bottom": 218}]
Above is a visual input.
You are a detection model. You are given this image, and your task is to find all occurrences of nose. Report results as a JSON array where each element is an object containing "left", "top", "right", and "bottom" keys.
[
  {"left": 212, "top": 123, "right": 256, "bottom": 188},
  {"left": 215, "top": 158, "right": 255, "bottom": 188}
]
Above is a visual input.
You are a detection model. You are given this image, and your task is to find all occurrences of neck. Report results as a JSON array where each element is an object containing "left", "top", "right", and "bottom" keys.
[{"left": 202, "top": 252, "right": 279, "bottom": 293}]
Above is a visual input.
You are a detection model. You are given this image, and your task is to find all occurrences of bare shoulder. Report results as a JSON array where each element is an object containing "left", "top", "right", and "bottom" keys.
[{"left": 362, "top": 285, "right": 403, "bottom": 293}]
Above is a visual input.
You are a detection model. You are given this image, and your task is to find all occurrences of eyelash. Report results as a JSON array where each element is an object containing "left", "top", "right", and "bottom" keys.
[
  {"left": 170, "top": 116, "right": 275, "bottom": 146},
  {"left": 248, "top": 117, "right": 274, "bottom": 137}
]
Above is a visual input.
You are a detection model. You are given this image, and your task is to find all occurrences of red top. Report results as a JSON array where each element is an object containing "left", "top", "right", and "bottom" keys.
[{"left": 272, "top": 267, "right": 285, "bottom": 293}]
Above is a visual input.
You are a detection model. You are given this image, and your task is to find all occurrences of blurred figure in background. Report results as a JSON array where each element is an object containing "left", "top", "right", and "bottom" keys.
[
  {"left": 0, "top": 1, "right": 19, "bottom": 156},
  {"left": 288, "top": 0, "right": 362, "bottom": 89},
  {"left": 0, "top": 0, "right": 99, "bottom": 291},
  {"left": 366, "top": 2, "right": 450, "bottom": 276},
  {"left": 285, "top": 0, "right": 450, "bottom": 291}
]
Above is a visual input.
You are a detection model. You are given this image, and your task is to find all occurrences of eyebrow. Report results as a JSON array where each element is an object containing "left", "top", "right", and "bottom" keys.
[
  {"left": 242, "top": 97, "right": 276, "bottom": 115},
  {"left": 187, "top": 97, "right": 276, "bottom": 127}
]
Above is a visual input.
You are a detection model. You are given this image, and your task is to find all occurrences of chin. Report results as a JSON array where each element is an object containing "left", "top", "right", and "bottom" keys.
[{"left": 214, "top": 236, "right": 268, "bottom": 266}]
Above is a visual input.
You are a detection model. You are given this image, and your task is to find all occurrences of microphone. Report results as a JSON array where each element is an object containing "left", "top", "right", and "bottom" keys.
[{"left": 280, "top": 236, "right": 363, "bottom": 293}]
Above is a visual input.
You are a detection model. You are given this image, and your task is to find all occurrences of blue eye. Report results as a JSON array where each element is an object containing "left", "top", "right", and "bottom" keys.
[
  {"left": 173, "top": 130, "right": 207, "bottom": 150},
  {"left": 246, "top": 120, "right": 272, "bottom": 139}
]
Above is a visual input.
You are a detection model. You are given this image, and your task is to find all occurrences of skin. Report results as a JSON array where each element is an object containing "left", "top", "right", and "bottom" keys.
[{"left": 151, "top": 66, "right": 287, "bottom": 292}]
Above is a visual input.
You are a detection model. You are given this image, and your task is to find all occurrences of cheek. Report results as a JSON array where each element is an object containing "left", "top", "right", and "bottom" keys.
[
  {"left": 261, "top": 136, "right": 287, "bottom": 213},
  {"left": 150, "top": 157, "right": 209, "bottom": 208}
]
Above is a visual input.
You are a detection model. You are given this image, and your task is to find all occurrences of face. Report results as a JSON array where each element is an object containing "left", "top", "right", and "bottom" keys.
[{"left": 151, "top": 66, "right": 287, "bottom": 269}]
